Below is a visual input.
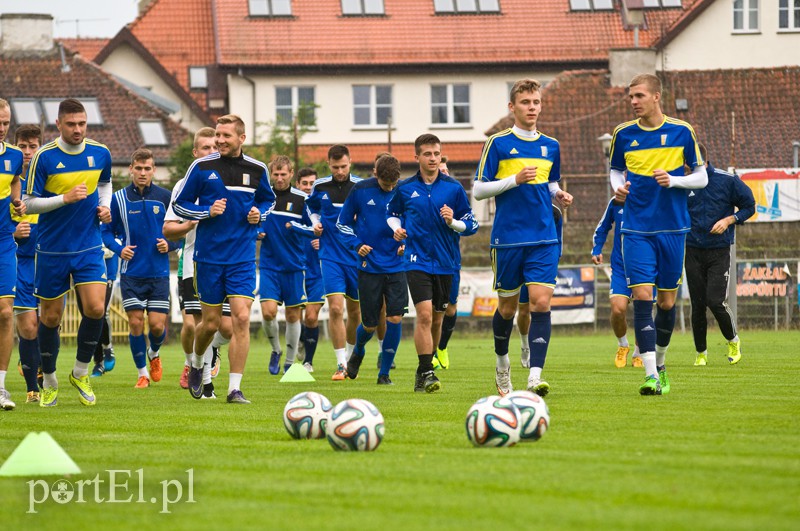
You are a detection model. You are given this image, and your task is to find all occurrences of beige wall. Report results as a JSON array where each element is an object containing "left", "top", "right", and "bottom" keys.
[{"left": 660, "top": 0, "right": 800, "bottom": 70}]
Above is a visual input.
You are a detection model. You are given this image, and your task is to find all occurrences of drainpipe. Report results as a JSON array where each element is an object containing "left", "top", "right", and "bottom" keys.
[
  {"left": 793, "top": 141, "right": 800, "bottom": 168},
  {"left": 237, "top": 67, "right": 257, "bottom": 144}
]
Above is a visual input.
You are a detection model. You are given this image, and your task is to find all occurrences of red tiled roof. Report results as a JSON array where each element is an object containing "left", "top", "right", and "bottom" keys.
[
  {"left": 58, "top": 38, "right": 109, "bottom": 61},
  {"left": 0, "top": 49, "right": 190, "bottom": 164},
  {"left": 214, "top": 0, "right": 698, "bottom": 67},
  {"left": 298, "top": 142, "right": 485, "bottom": 166}
]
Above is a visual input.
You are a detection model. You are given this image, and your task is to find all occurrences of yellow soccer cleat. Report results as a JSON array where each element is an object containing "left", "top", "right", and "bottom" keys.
[
  {"left": 69, "top": 372, "right": 96, "bottom": 406},
  {"left": 727, "top": 340, "right": 742, "bottom": 365},
  {"left": 614, "top": 346, "right": 630, "bottom": 368}
]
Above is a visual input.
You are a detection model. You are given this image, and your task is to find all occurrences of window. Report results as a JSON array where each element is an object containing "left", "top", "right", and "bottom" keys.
[
  {"left": 353, "top": 85, "right": 392, "bottom": 127},
  {"left": 341, "top": 0, "right": 384, "bottom": 15},
  {"left": 138, "top": 120, "right": 168, "bottom": 146},
  {"left": 733, "top": 0, "right": 759, "bottom": 31},
  {"left": 431, "top": 84, "right": 470, "bottom": 125},
  {"left": 779, "top": 0, "right": 800, "bottom": 29},
  {"left": 568, "top": 0, "right": 613, "bottom": 10},
  {"left": 434, "top": 0, "right": 500, "bottom": 13},
  {"left": 39, "top": 98, "right": 103, "bottom": 125},
  {"left": 189, "top": 67, "right": 208, "bottom": 90},
  {"left": 10, "top": 99, "right": 41, "bottom": 124},
  {"left": 641, "top": 0, "right": 682, "bottom": 7},
  {"left": 275, "top": 86, "right": 316, "bottom": 127},
  {"left": 248, "top": 0, "right": 292, "bottom": 16}
]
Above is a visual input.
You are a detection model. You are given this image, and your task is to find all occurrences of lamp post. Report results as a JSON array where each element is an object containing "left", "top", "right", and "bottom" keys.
[{"left": 597, "top": 133, "right": 613, "bottom": 202}]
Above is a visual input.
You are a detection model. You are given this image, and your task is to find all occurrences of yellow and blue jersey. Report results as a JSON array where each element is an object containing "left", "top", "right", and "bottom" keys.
[
  {"left": 26, "top": 139, "right": 112, "bottom": 254},
  {"left": 476, "top": 129, "right": 561, "bottom": 248},
  {"left": 1, "top": 142, "right": 24, "bottom": 249},
  {"left": 609, "top": 116, "right": 702, "bottom": 235}
]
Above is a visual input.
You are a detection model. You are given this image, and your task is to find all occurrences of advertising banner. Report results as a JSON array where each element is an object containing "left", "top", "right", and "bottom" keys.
[
  {"left": 736, "top": 261, "right": 792, "bottom": 298},
  {"left": 738, "top": 168, "right": 800, "bottom": 222}
]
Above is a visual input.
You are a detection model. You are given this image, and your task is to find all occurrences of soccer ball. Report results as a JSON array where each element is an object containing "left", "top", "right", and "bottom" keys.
[
  {"left": 283, "top": 391, "right": 333, "bottom": 440},
  {"left": 465, "top": 395, "right": 521, "bottom": 448},
  {"left": 506, "top": 390, "right": 550, "bottom": 442},
  {"left": 326, "top": 399, "right": 385, "bottom": 451}
]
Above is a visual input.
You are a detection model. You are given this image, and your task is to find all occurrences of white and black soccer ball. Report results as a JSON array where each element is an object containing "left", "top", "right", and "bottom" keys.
[
  {"left": 506, "top": 390, "right": 549, "bottom": 442},
  {"left": 465, "top": 395, "right": 521, "bottom": 448},
  {"left": 283, "top": 391, "right": 333, "bottom": 440},
  {"left": 326, "top": 399, "right": 385, "bottom": 451}
]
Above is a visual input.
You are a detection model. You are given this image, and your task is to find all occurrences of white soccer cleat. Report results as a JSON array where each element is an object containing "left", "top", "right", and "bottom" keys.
[
  {"left": 520, "top": 346, "right": 530, "bottom": 368},
  {"left": 527, "top": 376, "right": 550, "bottom": 397},
  {"left": 0, "top": 388, "right": 16, "bottom": 410},
  {"left": 303, "top": 362, "right": 314, "bottom": 373},
  {"left": 495, "top": 368, "right": 513, "bottom": 397}
]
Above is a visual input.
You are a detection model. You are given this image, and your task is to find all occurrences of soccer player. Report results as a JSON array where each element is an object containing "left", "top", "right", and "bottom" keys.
[
  {"left": 24, "top": 98, "right": 113, "bottom": 408},
  {"left": 12, "top": 124, "right": 42, "bottom": 404},
  {"left": 686, "top": 143, "right": 755, "bottom": 366},
  {"left": 0, "top": 99, "right": 27, "bottom": 410},
  {"left": 591, "top": 199, "right": 644, "bottom": 368},
  {"left": 473, "top": 79, "right": 573, "bottom": 398},
  {"left": 370, "top": 152, "right": 392, "bottom": 371},
  {"left": 609, "top": 73, "right": 707, "bottom": 395},
  {"left": 388, "top": 134, "right": 478, "bottom": 393},
  {"left": 294, "top": 167, "right": 324, "bottom": 373},
  {"left": 306, "top": 145, "right": 362, "bottom": 380},
  {"left": 337, "top": 154, "right": 406, "bottom": 385},
  {"left": 259, "top": 156, "right": 313, "bottom": 375},
  {"left": 102, "top": 148, "right": 178, "bottom": 388},
  {"left": 432, "top": 156, "right": 459, "bottom": 370},
  {"left": 173, "top": 114, "right": 275, "bottom": 404},
  {"left": 164, "top": 127, "right": 232, "bottom": 397}
]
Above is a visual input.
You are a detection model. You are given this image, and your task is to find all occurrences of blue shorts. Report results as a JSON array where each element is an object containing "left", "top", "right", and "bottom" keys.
[
  {"left": 14, "top": 255, "right": 36, "bottom": 310},
  {"left": 609, "top": 266, "right": 632, "bottom": 299},
  {"left": 321, "top": 260, "right": 359, "bottom": 301},
  {"left": 622, "top": 233, "right": 686, "bottom": 291},
  {"left": 195, "top": 261, "right": 257, "bottom": 306},
  {"left": 305, "top": 273, "right": 325, "bottom": 305},
  {"left": 35, "top": 248, "right": 107, "bottom": 300},
  {"left": 0, "top": 244, "right": 17, "bottom": 299},
  {"left": 259, "top": 269, "right": 307, "bottom": 307},
  {"left": 121, "top": 276, "right": 170, "bottom": 313},
  {"left": 492, "top": 244, "right": 559, "bottom": 296},
  {"left": 449, "top": 270, "right": 460, "bottom": 306}
]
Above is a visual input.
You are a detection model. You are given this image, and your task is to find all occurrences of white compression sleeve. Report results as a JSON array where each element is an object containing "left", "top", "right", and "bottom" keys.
[
  {"left": 669, "top": 165, "right": 708, "bottom": 189},
  {"left": 609, "top": 169, "right": 626, "bottom": 191},
  {"left": 472, "top": 178, "right": 518, "bottom": 200},
  {"left": 23, "top": 194, "right": 65, "bottom": 214},
  {"left": 97, "top": 180, "right": 113, "bottom": 208},
  {"left": 548, "top": 182, "right": 562, "bottom": 199},
  {"left": 387, "top": 217, "right": 402, "bottom": 231},
  {"left": 449, "top": 219, "right": 466, "bottom": 233}
]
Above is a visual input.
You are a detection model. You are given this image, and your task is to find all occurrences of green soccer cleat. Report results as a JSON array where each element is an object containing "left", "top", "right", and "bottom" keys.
[
  {"left": 639, "top": 375, "right": 662, "bottom": 396},
  {"left": 436, "top": 347, "right": 450, "bottom": 369},
  {"left": 39, "top": 387, "right": 58, "bottom": 407},
  {"left": 694, "top": 352, "right": 708, "bottom": 366},
  {"left": 727, "top": 340, "right": 742, "bottom": 365},
  {"left": 69, "top": 371, "right": 96, "bottom": 406},
  {"left": 658, "top": 367, "right": 671, "bottom": 395}
]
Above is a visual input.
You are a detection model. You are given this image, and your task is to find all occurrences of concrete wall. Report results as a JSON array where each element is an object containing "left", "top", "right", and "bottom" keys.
[{"left": 0, "top": 14, "right": 53, "bottom": 54}]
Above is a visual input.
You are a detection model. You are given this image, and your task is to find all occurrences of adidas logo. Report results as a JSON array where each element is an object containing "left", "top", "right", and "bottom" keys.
[
  {"left": 618, "top": 209, "right": 623, "bottom": 214},
  {"left": 641, "top": 325, "right": 655, "bottom": 331},
  {"left": 208, "top": 172, "right": 219, "bottom": 180},
  {"left": 630, "top": 140, "right": 639, "bottom": 147},
  {"left": 689, "top": 191, "right": 695, "bottom": 197},
  {"left": 510, "top": 148, "right": 519, "bottom": 155},
  {"left": 367, "top": 199, "right": 376, "bottom": 206},
  {"left": 322, "top": 193, "right": 329, "bottom": 200},
  {"left": 532, "top": 337, "right": 547, "bottom": 344},
  {"left": 410, "top": 191, "right": 420, "bottom": 198},
  {"left": 56, "top": 162, "right": 65, "bottom": 169}
]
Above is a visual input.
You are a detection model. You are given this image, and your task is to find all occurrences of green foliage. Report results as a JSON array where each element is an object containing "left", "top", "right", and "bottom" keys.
[{"left": 166, "top": 136, "right": 196, "bottom": 188}]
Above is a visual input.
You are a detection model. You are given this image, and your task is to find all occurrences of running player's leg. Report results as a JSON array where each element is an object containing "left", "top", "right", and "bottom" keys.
[
  {"left": 523, "top": 244, "right": 559, "bottom": 397},
  {"left": 517, "top": 288, "right": 530, "bottom": 368},
  {"left": 281, "top": 270, "right": 306, "bottom": 372},
  {"left": 378, "top": 271, "right": 408, "bottom": 384},
  {"left": 436, "top": 270, "right": 460, "bottom": 369},
  {"left": 343, "top": 265, "right": 361, "bottom": 361},
  {"left": 491, "top": 248, "right": 523, "bottom": 396},
  {"left": 348, "top": 271, "right": 383, "bottom": 380}
]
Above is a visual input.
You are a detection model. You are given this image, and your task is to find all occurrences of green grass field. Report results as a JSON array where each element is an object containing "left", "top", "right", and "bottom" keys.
[{"left": 1, "top": 330, "right": 798, "bottom": 529}]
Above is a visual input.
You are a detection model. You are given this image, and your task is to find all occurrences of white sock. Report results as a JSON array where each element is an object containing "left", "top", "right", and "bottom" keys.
[
  {"left": 0, "top": 370, "right": 5, "bottom": 389},
  {"left": 729, "top": 335, "right": 739, "bottom": 344},
  {"left": 147, "top": 347, "right": 158, "bottom": 360},
  {"left": 496, "top": 354, "right": 510, "bottom": 370},
  {"left": 202, "top": 362, "right": 212, "bottom": 385},
  {"left": 212, "top": 330, "right": 230, "bottom": 349},
  {"left": 378, "top": 339, "right": 384, "bottom": 354},
  {"left": 184, "top": 352, "right": 192, "bottom": 366},
  {"left": 642, "top": 351, "right": 657, "bottom": 377},
  {"left": 529, "top": 366, "right": 542, "bottom": 380},
  {"left": 285, "top": 321, "right": 301, "bottom": 364},
  {"left": 228, "top": 372, "right": 242, "bottom": 394},
  {"left": 43, "top": 371, "right": 58, "bottom": 389},
  {"left": 191, "top": 352, "right": 204, "bottom": 369},
  {"left": 698, "top": 349, "right": 708, "bottom": 357},
  {"left": 263, "top": 319, "right": 281, "bottom": 353},
  {"left": 655, "top": 345, "right": 668, "bottom": 367},
  {"left": 73, "top": 361, "right": 90, "bottom": 378},
  {"left": 520, "top": 332, "right": 529, "bottom": 350},
  {"left": 203, "top": 344, "right": 213, "bottom": 378},
  {"left": 633, "top": 345, "right": 641, "bottom": 358},
  {"left": 345, "top": 342, "right": 355, "bottom": 361},
  {"left": 617, "top": 335, "right": 629, "bottom": 348},
  {"left": 334, "top": 348, "right": 347, "bottom": 366},
  {"left": 138, "top": 366, "right": 149, "bottom": 378}
]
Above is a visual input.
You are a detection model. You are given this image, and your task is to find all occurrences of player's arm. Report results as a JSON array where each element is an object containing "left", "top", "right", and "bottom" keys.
[
  {"left": 173, "top": 169, "right": 212, "bottom": 220},
  {"left": 386, "top": 190, "right": 407, "bottom": 240},
  {"left": 163, "top": 219, "right": 197, "bottom": 240},
  {"left": 446, "top": 187, "right": 479, "bottom": 236},
  {"left": 286, "top": 205, "right": 318, "bottom": 239},
  {"left": 657, "top": 165, "right": 707, "bottom": 189},
  {"left": 591, "top": 201, "right": 614, "bottom": 263},
  {"left": 23, "top": 151, "right": 86, "bottom": 213},
  {"left": 255, "top": 169, "right": 276, "bottom": 222},
  {"left": 101, "top": 196, "right": 126, "bottom": 256},
  {"left": 608, "top": 130, "right": 631, "bottom": 202},
  {"left": 731, "top": 175, "right": 756, "bottom": 224},
  {"left": 335, "top": 192, "right": 364, "bottom": 251}
]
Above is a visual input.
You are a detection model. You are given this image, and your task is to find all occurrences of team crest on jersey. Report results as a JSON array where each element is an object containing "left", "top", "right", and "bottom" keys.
[
  {"left": 362, "top": 261, "right": 367, "bottom": 268},
  {"left": 630, "top": 140, "right": 639, "bottom": 147},
  {"left": 286, "top": 203, "right": 294, "bottom": 211},
  {"left": 243, "top": 173, "right": 250, "bottom": 186},
  {"left": 56, "top": 162, "right": 66, "bottom": 169},
  {"left": 3, "top": 160, "right": 9, "bottom": 172},
  {"left": 153, "top": 205, "right": 160, "bottom": 214},
  {"left": 661, "top": 134, "right": 667, "bottom": 146},
  {"left": 541, "top": 146, "right": 548, "bottom": 157},
  {"left": 510, "top": 148, "right": 519, "bottom": 155},
  {"left": 87, "top": 156, "right": 95, "bottom": 168}
]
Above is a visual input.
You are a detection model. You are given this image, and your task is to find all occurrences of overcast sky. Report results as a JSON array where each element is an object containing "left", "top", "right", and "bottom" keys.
[{"left": 0, "top": 0, "right": 139, "bottom": 38}]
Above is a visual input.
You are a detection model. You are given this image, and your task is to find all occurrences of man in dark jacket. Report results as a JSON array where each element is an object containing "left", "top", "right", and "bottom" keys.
[{"left": 686, "top": 144, "right": 755, "bottom": 367}]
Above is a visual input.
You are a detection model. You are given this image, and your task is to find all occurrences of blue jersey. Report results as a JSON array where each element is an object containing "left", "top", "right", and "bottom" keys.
[
  {"left": 305, "top": 174, "right": 361, "bottom": 267},
  {"left": 609, "top": 116, "right": 702, "bottom": 235},
  {"left": 337, "top": 178, "right": 404, "bottom": 274},
  {"left": 1, "top": 143, "right": 24, "bottom": 252},
  {"left": 592, "top": 199, "right": 625, "bottom": 276},
  {"left": 12, "top": 210, "right": 38, "bottom": 258},
  {"left": 173, "top": 152, "right": 275, "bottom": 265},
  {"left": 304, "top": 241, "right": 321, "bottom": 277},
  {"left": 259, "top": 186, "right": 315, "bottom": 272},
  {"left": 387, "top": 171, "right": 477, "bottom": 275},
  {"left": 26, "top": 139, "right": 112, "bottom": 255},
  {"left": 476, "top": 128, "right": 561, "bottom": 248},
  {"left": 102, "top": 183, "right": 178, "bottom": 278}
]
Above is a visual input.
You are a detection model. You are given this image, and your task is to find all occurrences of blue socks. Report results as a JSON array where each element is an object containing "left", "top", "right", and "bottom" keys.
[
  {"left": 353, "top": 324, "right": 374, "bottom": 359},
  {"left": 633, "top": 300, "right": 656, "bottom": 354},
  {"left": 38, "top": 323, "right": 60, "bottom": 374},
  {"left": 438, "top": 313, "right": 457, "bottom": 350},
  {"left": 148, "top": 329, "right": 166, "bottom": 356},
  {"left": 303, "top": 326, "right": 319, "bottom": 364},
  {"left": 528, "top": 311, "right": 552, "bottom": 369},
  {"left": 130, "top": 333, "right": 147, "bottom": 369},
  {"left": 76, "top": 316, "right": 103, "bottom": 364},
  {"left": 19, "top": 337, "right": 41, "bottom": 392},
  {"left": 380, "top": 321, "right": 402, "bottom": 377},
  {"left": 655, "top": 305, "right": 676, "bottom": 348},
  {"left": 492, "top": 310, "right": 514, "bottom": 356}
]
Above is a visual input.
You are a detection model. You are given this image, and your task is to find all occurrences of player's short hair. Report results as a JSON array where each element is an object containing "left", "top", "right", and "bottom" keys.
[
  {"left": 15, "top": 124, "right": 43, "bottom": 145},
  {"left": 0, "top": 98, "right": 9, "bottom": 111},
  {"left": 375, "top": 154, "right": 401, "bottom": 184},
  {"left": 440, "top": 155, "right": 448, "bottom": 164},
  {"left": 374, "top": 151, "right": 392, "bottom": 163},
  {"left": 193, "top": 126, "right": 215, "bottom": 148},
  {"left": 269, "top": 155, "right": 293, "bottom": 172},
  {"left": 629, "top": 73, "right": 662, "bottom": 95},
  {"left": 697, "top": 142, "right": 708, "bottom": 163},
  {"left": 130, "top": 148, "right": 154, "bottom": 165},
  {"left": 297, "top": 167, "right": 317, "bottom": 179},
  {"left": 58, "top": 98, "right": 86, "bottom": 119},
  {"left": 327, "top": 144, "right": 350, "bottom": 160},
  {"left": 217, "top": 114, "right": 245, "bottom": 136},
  {"left": 414, "top": 134, "right": 441, "bottom": 155},
  {"left": 510, "top": 79, "right": 542, "bottom": 104}
]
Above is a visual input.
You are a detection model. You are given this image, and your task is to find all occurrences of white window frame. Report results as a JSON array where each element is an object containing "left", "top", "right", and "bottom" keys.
[
  {"left": 641, "top": 0, "right": 682, "bottom": 7},
  {"left": 189, "top": 66, "right": 208, "bottom": 90},
  {"left": 779, "top": 0, "right": 800, "bottom": 30},
  {"left": 341, "top": 0, "right": 385, "bottom": 15},
  {"left": 138, "top": 120, "right": 168, "bottom": 146},
  {"left": 40, "top": 98, "right": 103, "bottom": 125},
  {"left": 733, "top": 0, "right": 760, "bottom": 33},
  {"left": 10, "top": 99, "right": 41, "bottom": 124},
  {"left": 568, "top": 0, "right": 614, "bottom": 10},
  {"left": 352, "top": 85, "right": 393, "bottom": 128},
  {"left": 434, "top": 0, "right": 501, "bottom": 13},
  {"left": 275, "top": 86, "right": 316, "bottom": 128},
  {"left": 430, "top": 83, "right": 471, "bottom": 127},
  {"left": 248, "top": 0, "right": 293, "bottom": 16}
]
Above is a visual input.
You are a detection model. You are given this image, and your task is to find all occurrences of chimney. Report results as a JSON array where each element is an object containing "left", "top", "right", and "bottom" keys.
[
  {"left": 0, "top": 13, "right": 54, "bottom": 54},
  {"left": 608, "top": 48, "right": 657, "bottom": 87},
  {"left": 139, "top": 0, "right": 158, "bottom": 16}
]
